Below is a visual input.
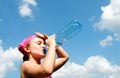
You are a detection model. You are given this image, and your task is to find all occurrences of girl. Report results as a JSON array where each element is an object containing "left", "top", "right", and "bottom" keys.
[{"left": 18, "top": 32, "right": 69, "bottom": 78}]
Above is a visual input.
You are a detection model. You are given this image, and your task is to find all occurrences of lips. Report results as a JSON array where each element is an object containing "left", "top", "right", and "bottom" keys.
[
  {"left": 43, "top": 48, "right": 47, "bottom": 53},
  {"left": 41, "top": 48, "right": 46, "bottom": 55}
]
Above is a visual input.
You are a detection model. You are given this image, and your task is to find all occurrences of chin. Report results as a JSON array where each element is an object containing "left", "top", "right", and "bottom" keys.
[{"left": 40, "top": 55, "right": 45, "bottom": 58}]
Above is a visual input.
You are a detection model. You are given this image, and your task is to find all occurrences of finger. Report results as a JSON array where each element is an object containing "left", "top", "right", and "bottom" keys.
[
  {"left": 35, "top": 32, "right": 44, "bottom": 38},
  {"left": 45, "top": 38, "right": 48, "bottom": 44},
  {"left": 51, "top": 34, "right": 55, "bottom": 39},
  {"left": 43, "top": 34, "right": 48, "bottom": 39}
]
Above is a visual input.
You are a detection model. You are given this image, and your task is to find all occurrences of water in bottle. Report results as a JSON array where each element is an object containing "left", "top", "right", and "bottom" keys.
[{"left": 55, "top": 20, "right": 82, "bottom": 46}]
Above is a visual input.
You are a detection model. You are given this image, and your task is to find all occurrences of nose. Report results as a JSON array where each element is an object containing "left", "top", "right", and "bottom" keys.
[
  {"left": 42, "top": 44, "right": 46, "bottom": 48},
  {"left": 42, "top": 44, "right": 48, "bottom": 53}
]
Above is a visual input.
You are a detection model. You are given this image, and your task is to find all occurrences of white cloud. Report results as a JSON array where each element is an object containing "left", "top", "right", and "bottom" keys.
[
  {"left": 18, "top": 0, "right": 37, "bottom": 18},
  {"left": 52, "top": 56, "right": 120, "bottom": 78},
  {"left": 23, "top": 0, "right": 37, "bottom": 6},
  {"left": 99, "top": 35, "right": 113, "bottom": 47},
  {"left": 0, "top": 39, "right": 23, "bottom": 78},
  {"left": 94, "top": 0, "right": 120, "bottom": 46},
  {"left": 95, "top": 0, "right": 120, "bottom": 33}
]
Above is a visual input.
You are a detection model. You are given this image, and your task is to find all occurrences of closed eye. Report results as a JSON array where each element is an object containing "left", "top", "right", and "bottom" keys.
[{"left": 37, "top": 41, "right": 42, "bottom": 45}]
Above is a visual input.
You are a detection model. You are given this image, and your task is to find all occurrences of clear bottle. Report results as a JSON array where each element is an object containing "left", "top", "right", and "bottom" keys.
[
  {"left": 44, "top": 20, "right": 82, "bottom": 52},
  {"left": 55, "top": 20, "right": 82, "bottom": 46}
]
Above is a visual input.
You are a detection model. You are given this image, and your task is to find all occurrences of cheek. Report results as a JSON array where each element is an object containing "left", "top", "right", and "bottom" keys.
[{"left": 30, "top": 45, "right": 42, "bottom": 53}]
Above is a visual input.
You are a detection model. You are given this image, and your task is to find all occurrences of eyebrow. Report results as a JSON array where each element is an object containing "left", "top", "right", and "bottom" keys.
[{"left": 37, "top": 39, "right": 44, "bottom": 43}]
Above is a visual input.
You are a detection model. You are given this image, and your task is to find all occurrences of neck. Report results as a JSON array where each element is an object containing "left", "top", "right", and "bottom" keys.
[{"left": 29, "top": 54, "right": 41, "bottom": 64}]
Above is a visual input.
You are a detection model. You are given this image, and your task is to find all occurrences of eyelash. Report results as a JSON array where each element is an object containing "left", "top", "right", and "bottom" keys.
[
  {"left": 37, "top": 41, "right": 44, "bottom": 45},
  {"left": 38, "top": 42, "right": 42, "bottom": 45}
]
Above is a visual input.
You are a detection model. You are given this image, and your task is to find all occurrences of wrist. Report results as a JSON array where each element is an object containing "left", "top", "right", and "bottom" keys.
[
  {"left": 55, "top": 44, "right": 61, "bottom": 49},
  {"left": 49, "top": 45, "right": 56, "bottom": 48}
]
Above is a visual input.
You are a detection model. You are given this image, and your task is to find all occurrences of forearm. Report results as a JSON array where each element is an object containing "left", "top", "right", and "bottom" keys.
[
  {"left": 42, "top": 46, "right": 56, "bottom": 74},
  {"left": 54, "top": 46, "right": 69, "bottom": 71},
  {"left": 56, "top": 46, "right": 69, "bottom": 59}
]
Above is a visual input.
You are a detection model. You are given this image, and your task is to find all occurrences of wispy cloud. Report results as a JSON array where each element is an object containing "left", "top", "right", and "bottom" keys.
[
  {"left": 89, "top": 16, "right": 96, "bottom": 22},
  {"left": 0, "top": 39, "right": 23, "bottom": 78},
  {"left": 114, "top": 33, "right": 120, "bottom": 41},
  {"left": 99, "top": 33, "right": 120, "bottom": 47},
  {"left": 18, "top": 0, "right": 37, "bottom": 18},
  {"left": 52, "top": 56, "right": 120, "bottom": 78},
  {"left": 0, "top": 18, "right": 2, "bottom": 23},
  {"left": 99, "top": 35, "right": 113, "bottom": 47}
]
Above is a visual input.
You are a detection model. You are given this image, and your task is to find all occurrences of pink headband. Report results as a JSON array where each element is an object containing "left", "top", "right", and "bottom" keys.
[{"left": 18, "top": 35, "right": 36, "bottom": 56}]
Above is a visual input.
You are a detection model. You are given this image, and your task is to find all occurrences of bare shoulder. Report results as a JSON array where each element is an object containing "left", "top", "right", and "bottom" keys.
[
  {"left": 21, "top": 61, "right": 38, "bottom": 71},
  {"left": 21, "top": 61, "right": 52, "bottom": 78},
  {"left": 21, "top": 61, "right": 40, "bottom": 78},
  {"left": 21, "top": 61, "right": 33, "bottom": 67},
  {"left": 20, "top": 61, "right": 32, "bottom": 78},
  {"left": 21, "top": 61, "right": 31, "bottom": 69}
]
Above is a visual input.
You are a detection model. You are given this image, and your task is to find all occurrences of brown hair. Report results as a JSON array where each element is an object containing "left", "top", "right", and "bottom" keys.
[{"left": 23, "top": 43, "right": 30, "bottom": 61}]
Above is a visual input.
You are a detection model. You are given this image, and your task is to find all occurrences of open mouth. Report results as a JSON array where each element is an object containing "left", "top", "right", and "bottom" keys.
[
  {"left": 43, "top": 48, "right": 47, "bottom": 53},
  {"left": 43, "top": 48, "right": 47, "bottom": 54}
]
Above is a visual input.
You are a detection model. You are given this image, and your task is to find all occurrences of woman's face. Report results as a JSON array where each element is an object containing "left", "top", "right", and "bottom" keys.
[{"left": 29, "top": 37, "right": 46, "bottom": 58}]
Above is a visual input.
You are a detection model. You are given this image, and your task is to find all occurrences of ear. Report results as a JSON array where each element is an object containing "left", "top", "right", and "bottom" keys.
[{"left": 23, "top": 46, "right": 30, "bottom": 53}]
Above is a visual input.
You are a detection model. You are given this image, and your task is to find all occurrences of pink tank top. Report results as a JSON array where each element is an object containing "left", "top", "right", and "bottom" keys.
[{"left": 46, "top": 76, "right": 52, "bottom": 78}]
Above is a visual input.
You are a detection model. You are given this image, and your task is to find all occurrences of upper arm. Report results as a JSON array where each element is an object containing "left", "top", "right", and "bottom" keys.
[
  {"left": 21, "top": 61, "right": 50, "bottom": 78},
  {"left": 54, "top": 46, "right": 69, "bottom": 71}
]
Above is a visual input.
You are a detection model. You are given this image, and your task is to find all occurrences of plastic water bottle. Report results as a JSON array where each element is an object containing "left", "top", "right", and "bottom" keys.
[
  {"left": 44, "top": 20, "right": 82, "bottom": 52},
  {"left": 55, "top": 20, "right": 82, "bottom": 46}
]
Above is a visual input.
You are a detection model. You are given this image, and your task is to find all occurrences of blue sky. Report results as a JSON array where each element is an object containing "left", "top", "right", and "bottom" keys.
[{"left": 0, "top": 0, "right": 120, "bottom": 78}]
